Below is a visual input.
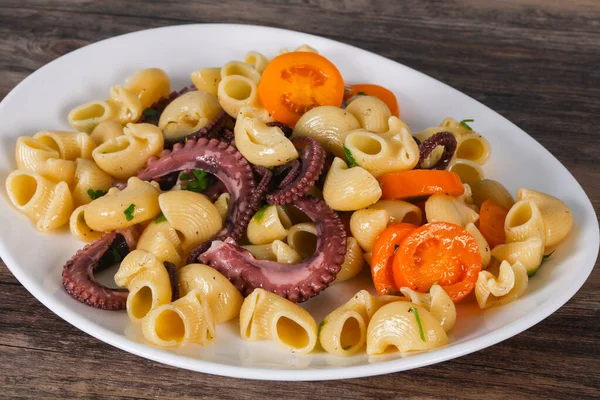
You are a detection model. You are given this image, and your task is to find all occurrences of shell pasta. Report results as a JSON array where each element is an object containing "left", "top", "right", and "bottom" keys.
[{"left": 4, "top": 44, "right": 576, "bottom": 361}]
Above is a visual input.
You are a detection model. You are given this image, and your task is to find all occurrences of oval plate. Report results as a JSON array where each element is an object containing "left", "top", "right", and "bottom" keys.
[{"left": 0, "top": 24, "right": 597, "bottom": 381}]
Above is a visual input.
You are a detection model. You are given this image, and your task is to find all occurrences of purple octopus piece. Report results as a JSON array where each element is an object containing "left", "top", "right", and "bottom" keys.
[
  {"left": 266, "top": 121, "right": 293, "bottom": 138},
  {"left": 164, "top": 261, "right": 179, "bottom": 301},
  {"left": 418, "top": 131, "right": 457, "bottom": 170},
  {"left": 62, "top": 226, "right": 139, "bottom": 310},
  {"left": 198, "top": 196, "right": 347, "bottom": 303},
  {"left": 266, "top": 137, "right": 326, "bottom": 205},
  {"left": 163, "top": 111, "right": 229, "bottom": 149}
]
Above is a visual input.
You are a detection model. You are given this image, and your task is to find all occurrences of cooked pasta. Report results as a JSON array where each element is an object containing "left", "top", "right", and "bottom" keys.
[
  {"left": 465, "top": 222, "right": 491, "bottom": 268},
  {"left": 447, "top": 158, "right": 484, "bottom": 186},
  {"left": 343, "top": 117, "right": 420, "bottom": 177},
  {"left": 345, "top": 96, "right": 391, "bottom": 133},
  {"left": 491, "top": 237, "right": 544, "bottom": 276},
  {"left": 247, "top": 205, "right": 292, "bottom": 245},
  {"left": 158, "top": 190, "right": 223, "bottom": 255},
  {"left": 516, "top": 188, "right": 573, "bottom": 248},
  {"left": 425, "top": 192, "right": 479, "bottom": 228},
  {"left": 190, "top": 67, "right": 222, "bottom": 96},
  {"left": 333, "top": 237, "right": 365, "bottom": 283},
  {"left": 107, "top": 85, "right": 144, "bottom": 126},
  {"left": 178, "top": 263, "right": 243, "bottom": 323},
  {"left": 71, "top": 158, "right": 114, "bottom": 206},
  {"left": 323, "top": 157, "right": 382, "bottom": 211},
  {"left": 414, "top": 117, "right": 472, "bottom": 143},
  {"left": 214, "top": 192, "right": 230, "bottom": 222},
  {"left": 69, "top": 205, "right": 102, "bottom": 242},
  {"left": 234, "top": 107, "right": 298, "bottom": 166},
  {"left": 293, "top": 106, "right": 360, "bottom": 158},
  {"left": 319, "top": 290, "right": 385, "bottom": 356},
  {"left": 37, "top": 158, "right": 77, "bottom": 187},
  {"left": 90, "top": 121, "right": 124, "bottom": 145},
  {"left": 244, "top": 51, "right": 269, "bottom": 73},
  {"left": 349, "top": 208, "right": 389, "bottom": 252},
  {"left": 142, "top": 289, "right": 216, "bottom": 348},
  {"left": 137, "top": 218, "right": 184, "bottom": 267},
  {"left": 124, "top": 68, "right": 170, "bottom": 109},
  {"left": 239, "top": 289, "right": 318, "bottom": 354},
  {"left": 471, "top": 179, "right": 515, "bottom": 210},
  {"left": 158, "top": 91, "right": 222, "bottom": 140},
  {"left": 366, "top": 302, "right": 448, "bottom": 355},
  {"left": 455, "top": 133, "right": 491, "bottom": 165},
  {"left": 368, "top": 200, "right": 422, "bottom": 226},
  {"left": 504, "top": 199, "right": 546, "bottom": 245},
  {"left": 5, "top": 170, "right": 73, "bottom": 232},
  {"left": 68, "top": 100, "right": 119, "bottom": 133},
  {"left": 286, "top": 222, "right": 317, "bottom": 258},
  {"left": 92, "top": 122, "right": 164, "bottom": 179},
  {"left": 475, "top": 260, "right": 528, "bottom": 309},
  {"left": 15, "top": 136, "right": 59, "bottom": 172},
  {"left": 33, "top": 131, "right": 96, "bottom": 160},
  {"left": 220, "top": 61, "right": 261, "bottom": 84},
  {"left": 217, "top": 75, "right": 260, "bottom": 118},
  {"left": 399, "top": 285, "right": 456, "bottom": 332},
  {"left": 83, "top": 177, "right": 161, "bottom": 232},
  {"left": 243, "top": 241, "right": 302, "bottom": 264}
]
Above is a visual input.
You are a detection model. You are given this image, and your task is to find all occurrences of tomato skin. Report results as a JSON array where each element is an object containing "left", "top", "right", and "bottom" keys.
[
  {"left": 392, "top": 222, "right": 482, "bottom": 303},
  {"left": 345, "top": 84, "right": 400, "bottom": 117},
  {"left": 370, "top": 223, "right": 418, "bottom": 295},
  {"left": 257, "top": 52, "right": 344, "bottom": 126}
]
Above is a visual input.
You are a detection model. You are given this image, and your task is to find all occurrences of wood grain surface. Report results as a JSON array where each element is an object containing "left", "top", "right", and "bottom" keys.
[{"left": 1, "top": 0, "right": 599, "bottom": 398}]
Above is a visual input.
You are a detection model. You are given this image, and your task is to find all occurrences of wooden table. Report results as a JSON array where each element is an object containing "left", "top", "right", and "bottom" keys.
[{"left": 1, "top": 1, "right": 598, "bottom": 398}]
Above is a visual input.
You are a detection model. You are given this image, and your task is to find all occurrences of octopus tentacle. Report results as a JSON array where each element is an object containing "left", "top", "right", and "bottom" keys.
[
  {"left": 265, "top": 121, "right": 293, "bottom": 138},
  {"left": 273, "top": 160, "right": 301, "bottom": 189},
  {"left": 163, "top": 110, "right": 230, "bottom": 148},
  {"left": 198, "top": 196, "right": 347, "bottom": 303},
  {"left": 137, "top": 137, "right": 260, "bottom": 244},
  {"left": 418, "top": 131, "right": 457, "bottom": 170},
  {"left": 266, "top": 137, "right": 326, "bottom": 205},
  {"left": 62, "top": 227, "right": 139, "bottom": 310}
]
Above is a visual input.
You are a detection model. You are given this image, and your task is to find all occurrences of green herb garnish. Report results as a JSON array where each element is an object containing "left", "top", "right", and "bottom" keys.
[
  {"left": 459, "top": 119, "right": 474, "bottom": 131},
  {"left": 342, "top": 345, "right": 352, "bottom": 350},
  {"left": 318, "top": 320, "right": 326, "bottom": 336},
  {"left": 357, "top": 91, "right": 367, "bottom": 96},
  {"left": 253, "top": 205, "right": 269, "bottom": 222},
  {"left": 343, "top": 146, "right": 359, "bottom": 168},
  {"left": 142, "top": 108, "right": 160, "bottom": 118},
  {"left": 124, "top": 204, "right": 136, "bottom": 221},
  {"left": 379, "top": 182, "right": 384, "bottom": 187},
  {"left": 179, "top": 172, "right": 190, "bottom": 180},
  {"left": 266, "top": 166, "right": 275, "bottom": 171},
  {"left": 154, "top": 213, "right": 167, "bottom": 224},
  {"left": 87, "top": 188, "right": 107, "bottom": 200},
  {"left": 181, "top": 170, "right": 211, "bottom": 193},
  {"left": 410, "top": 306, "right": 426, "bottom": 342}
]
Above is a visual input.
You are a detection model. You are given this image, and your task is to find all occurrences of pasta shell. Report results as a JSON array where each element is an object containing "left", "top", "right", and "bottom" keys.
[
  {"left": 333, "top": 237, "right": 365, "bottom": 283},
  {"left": 505, "top": 200, "right": 546, "bottom": 245},
  {"left": 491, "top": 237, "right": 544, "bottom": 276},
  {"left": 158, "top": 91, "right": 222, "bottom": 140},
  {"left": 125, "top": 68, "right": 170, "bottom": 109},
  {"left": 455, "top": 133, "right": 491, "bottom": 165},
  {"left": 475, "top": 260, "right": 528, "bottom": 309},
  {"left": 471, "top": 179, "right": 515, "bottom": 210},
  {"left": 349, "top": 208, "right": 389, "bottom": 252},
  {"left": 190, "top": 67, "right": 222, "bottom": 96},
  {"left": 323, "top": 157, "right": 382, "bottom": 211},
  {"left": 286, "top": 223, "right": 317, "bottom": 258},
  {"left": 345, "top": 96, "right": 391, "bottom": 133},
  {"left": 399, "top": 285, "right": 456, "bottom": 332},
  {"left": 247, "top": 205, "right": 292, "bottom": 245},
  {"left": 447, "top": 158, "right": 484, "bottom": 187}
]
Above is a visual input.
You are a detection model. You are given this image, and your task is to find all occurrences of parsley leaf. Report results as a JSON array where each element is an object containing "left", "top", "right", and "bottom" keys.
[
  {"left": 87, "top": 188, "right": 107, "bottom": 201},
  {"left": 459, "top": 119, "right": 474, "bottom": 131},
  {"left": 343, "top": 145, "right": 359, "bottom": 168},
  {"left": 154, "top": 213, "right": 167, "bottom": 224},
  {"left": 410, "top": 306, "right": 426, "bottom": 342},
  {"left": 142, "top": 108, "right": 160, "bottom": 117},
  {"left": 179, "top": 172, "right": 190, "bottom": 180},
  {"left": 357, "top": 91, "right": 367, "bottom": 96},
  {"left": 318, "top": 320, "right": 326, "bottom": 336},
  {"left": 124, "top": 204, "right": 136, "bottom": 221},
  {"left": 181, "top": 170, "right": 211, "bottom": 193},
  {"left": 253, "top": 205, "right": 269, "bottom": 222}
]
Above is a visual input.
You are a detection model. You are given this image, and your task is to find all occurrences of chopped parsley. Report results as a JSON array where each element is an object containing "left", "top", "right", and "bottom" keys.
[
  {"left": 179, "top": 172, "right": 190, "bottom": 180},
  {"left": 124, "top": 204, "right": 136, "bottom": 221},
  {"left": 266, "top": 166, "right": 275, "bottom": 171},
  {"left": 410, "top": 306, "right": 426, "bottom": 342},
  {"left": 318, "top": 320, "right": 326, "bottom": 336},
  {"left": 357, "top": 91, "right": 367, "bottom": 96},
  {"left": 181, "top": 170, "right": 212, "bottom": 193},
  {"left": 87, "top": 188, "right": 107, "bottom": 200},
  {"left": 459, "top": 119, "right": 474, "bottom": 131},
  {"left": 253, "top": 205, "right": 269, "bottom": 222},
  {"left": 343, "top": 145, "right": 359, "bottom": 168},
  {"left": 154, "top": 212, "right": 167, "bottom": 224},
  {"left": 142, "top": 108, "right": 160, "bottom": 118}
]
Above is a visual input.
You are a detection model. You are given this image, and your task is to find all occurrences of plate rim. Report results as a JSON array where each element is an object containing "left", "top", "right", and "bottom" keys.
[{"left": 0, "top": 23, "right": 598, "bottom": 381}]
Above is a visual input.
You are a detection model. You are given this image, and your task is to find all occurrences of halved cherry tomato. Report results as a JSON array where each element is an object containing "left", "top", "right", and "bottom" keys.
[
  {"left": 257, "top": 52, "right": 344, "bottom": 126},
  {"left": 392, "top": 222, "right": 482, "bottom": 303},
  {"left": 370, "top": 223, "right": 417, "bottom": 295},
  {"left": 344, "top": 84, "right": 400, "bottom": 117},
  {"left": 379, "top": 170, "right": 465, "bottom": 200},
  {"left": 478, "top": 200, "right": 509, "bottom": 249}
]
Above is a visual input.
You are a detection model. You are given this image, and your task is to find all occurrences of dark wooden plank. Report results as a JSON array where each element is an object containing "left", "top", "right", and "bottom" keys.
[{"left": 0, "top": 0, "right": 599, "bottom": 398}]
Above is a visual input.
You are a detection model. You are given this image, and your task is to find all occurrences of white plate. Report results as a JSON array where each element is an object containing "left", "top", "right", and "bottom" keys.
[{"left": 0, "top": 24, "right": 597, "bottom": 381}]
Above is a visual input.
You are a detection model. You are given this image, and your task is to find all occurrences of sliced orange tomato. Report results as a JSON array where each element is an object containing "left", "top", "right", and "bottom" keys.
[
  {"left": 345, "top": 84, "right": 399, "bottom": 117},
  {"left": 478, "top": 200, "right": 509, "bottom": 249},
  {"left": 392, "top": 222, "right": 482, "bottom": 303},
  {"left": 370, "top": 223, "right": 418, "bottom": 295},
  {"left": 257, "top": 52, "right": 344, "bottom": 126},
  {"left": 379, "top": 170, "right": 464, "bottom": 200}
]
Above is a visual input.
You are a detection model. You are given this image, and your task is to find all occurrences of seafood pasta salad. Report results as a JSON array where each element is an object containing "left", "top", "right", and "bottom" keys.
[{"left": 5, "top": 44, "right": 573, "bottom": 356}]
